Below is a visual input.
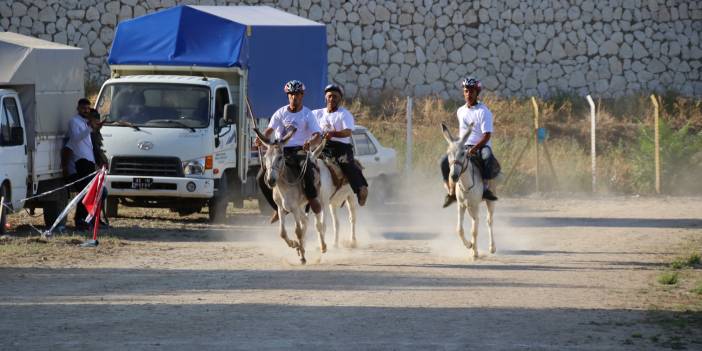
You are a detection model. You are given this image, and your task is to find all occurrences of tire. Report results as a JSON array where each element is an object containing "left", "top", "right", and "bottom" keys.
[
  {"left": 0, "top": 184, "right": 8, "bottom": 235},
  {"left": 209, "top": 173, "right": 229, "bottom": 223},
  {"left": 105, "top": 196, "right": 119, "bottom": 218},
  {"left": 42, "top": 189, "right": 68, "bottom": 228}
]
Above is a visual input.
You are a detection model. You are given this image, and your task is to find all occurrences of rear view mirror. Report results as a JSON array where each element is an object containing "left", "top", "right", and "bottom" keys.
[{"left": 223, "top": 104, "right": 237, "bottom": 125}]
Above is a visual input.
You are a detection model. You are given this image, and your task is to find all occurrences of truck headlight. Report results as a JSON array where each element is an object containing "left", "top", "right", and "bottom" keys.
[{"left": 182, "top": 157, "right": 206, "bottom": 176}]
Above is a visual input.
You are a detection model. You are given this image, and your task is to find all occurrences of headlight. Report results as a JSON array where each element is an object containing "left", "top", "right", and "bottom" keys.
[{"left": 182, "top": 157, "right": 206, "bottom": 176}]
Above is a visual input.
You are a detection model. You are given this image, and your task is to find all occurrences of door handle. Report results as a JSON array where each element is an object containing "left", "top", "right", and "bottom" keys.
[{"left": 374, "top": 156, "right": 380, "bottom": 162}]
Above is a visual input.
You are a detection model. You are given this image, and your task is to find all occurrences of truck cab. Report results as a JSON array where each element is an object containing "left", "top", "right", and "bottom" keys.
[{"left": 97, "top": 74, "right": 247, "bottom": 221}]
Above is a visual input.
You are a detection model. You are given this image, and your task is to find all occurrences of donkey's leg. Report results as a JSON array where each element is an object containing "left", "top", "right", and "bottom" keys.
[
  {"left": 486, "top": 200, "right": 496, "bottom": 254},
  {"left": 292, "top": 208, "right": 307, "bottom": 264},
  {"left": 278, "top": 210, "right": 297, "bottom": 249},
  {"left": 457, "top": 203, "right": 471, "bottom": 250},
  {"left": 330, "top": 203, "right": 340, "bottom": 248},
  {"left": 467, "top": 204, "right": 480, "bottom": 259},
  {"left": 347, "top": 197, "right": 358, "bottom": 248},
  {"left": 314, "top": 208, "right": 327, "bottom": 254}
]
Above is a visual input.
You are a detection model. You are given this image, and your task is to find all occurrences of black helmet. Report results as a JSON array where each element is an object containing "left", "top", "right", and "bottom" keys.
[
  {"left": 462, "top": 77, "right": 482, "bottom": 93},
  {"left": 284, "top": 80, "right": 305, "bottom": 94},
  {"left": 324, "top": 84, "right": 344, "bottom": 97}
]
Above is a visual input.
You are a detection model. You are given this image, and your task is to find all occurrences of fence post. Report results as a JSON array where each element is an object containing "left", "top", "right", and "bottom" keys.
[
  {"left": 531, "top": 97, "right": 540, "bottom": 192},
  {"left": 650, "top": 94, "right": 661, "bottom": 194},
  {"left": 586, "top": 95, "right": 597, "bottom": 193},
  {"left": 405, "top": 96, "right": 413, "bottom": 175}
]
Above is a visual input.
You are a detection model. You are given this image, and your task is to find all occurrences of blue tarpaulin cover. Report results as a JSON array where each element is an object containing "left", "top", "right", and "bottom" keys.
[{"left": 108, "top": 5, "right": 327, "bottom": 118}]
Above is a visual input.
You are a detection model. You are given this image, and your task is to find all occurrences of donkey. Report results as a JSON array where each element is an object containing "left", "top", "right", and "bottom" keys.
[
  {"left": 441, "top": 123, "right": 496, "bottom": 259},
  {"left": 254, "top": 129, "right": 356, "bottom": 264}
]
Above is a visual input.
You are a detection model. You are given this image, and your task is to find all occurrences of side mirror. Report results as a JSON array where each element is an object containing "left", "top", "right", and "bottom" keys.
[
  {"left": 10, "top": 126, "right": 24, "bottom": 145},
  {"left": 223, "top": 104, "right": 237, "bottom": 125}
]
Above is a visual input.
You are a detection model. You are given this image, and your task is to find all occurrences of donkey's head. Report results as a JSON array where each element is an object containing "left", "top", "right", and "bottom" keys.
[
  {"left": 441, "top": 122, "right": 473, "bottom": 183},
  {"left": 254, "top": 127, "right": 297, "bottom": 188}
]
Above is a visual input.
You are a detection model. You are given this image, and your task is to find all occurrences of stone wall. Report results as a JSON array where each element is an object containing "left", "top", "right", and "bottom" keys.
[{"left": 1, "top": 0, "right": 701, "bottom": 99}]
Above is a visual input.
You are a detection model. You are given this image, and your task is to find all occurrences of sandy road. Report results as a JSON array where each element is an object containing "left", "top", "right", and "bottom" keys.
[{"left": 1, "top": 196, "right": 701, "bottom": 350}]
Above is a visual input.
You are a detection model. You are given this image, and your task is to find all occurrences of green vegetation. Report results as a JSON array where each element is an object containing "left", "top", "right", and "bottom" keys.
[
  {"left": 670, "top": 253, "right": 701, "bottom": 270},
  {"left": 657, "top": 272, "right": 679, "bottom": 285}
]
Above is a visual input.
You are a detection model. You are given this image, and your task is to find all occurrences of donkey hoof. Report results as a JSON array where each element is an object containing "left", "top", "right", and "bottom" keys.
[
  {"left": 489, "top": 246, "right": 496, "bottom": 254},
  {"left": 347, "top": 240, "right": 357, "bottom": 249},
  {"left": 321, "top": 244, "right": 327, "bottom": 253},
  {"left": 300, "top": 257, "right": 307, "bottom": 265}
]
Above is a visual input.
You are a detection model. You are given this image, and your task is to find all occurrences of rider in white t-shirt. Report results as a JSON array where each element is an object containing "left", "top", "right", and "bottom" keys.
[
  {"left": 312, "top": 84, "right": 369, "bottom": 206},
  {"left": 441, "top": 77, "right": 500, "bottom": 208},
  {"left": 255, "top": 80, "right": 323, "bottom": 222}
]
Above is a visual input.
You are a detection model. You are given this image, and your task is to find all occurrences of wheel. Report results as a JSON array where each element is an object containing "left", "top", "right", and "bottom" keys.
[
  {"left": 42, "top": 188, "right": 68, "bottom": 228},
  {"left": 105, "top": 196, "right": 119, "bottom": 218},
  {"left": 0, "top": 184, "right": 8, "bottom": 235},
  {"left": 209, "top": 173, "right": 229, "bottom": 223}
]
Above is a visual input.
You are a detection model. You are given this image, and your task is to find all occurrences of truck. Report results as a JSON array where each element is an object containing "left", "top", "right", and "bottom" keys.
[
  {"left": 97, "top": 5, "right": 327, "bottom": 222},
  {"left": 0, "top": 32, "right": 84, "bottom": 233}
]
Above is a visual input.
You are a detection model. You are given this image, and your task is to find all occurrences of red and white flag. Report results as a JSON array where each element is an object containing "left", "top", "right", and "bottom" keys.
[{"left": 82, "top": 168, "right": 106, "bottom": 224}]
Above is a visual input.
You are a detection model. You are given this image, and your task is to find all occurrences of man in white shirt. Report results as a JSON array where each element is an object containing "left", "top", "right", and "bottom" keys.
[
  {"left": 65, "top": 98, "right": 102, "bottom": 229},
  {"left": 441, "top": 77, "right": 500, "bottom": 207},
  {"left": 255, "top": 80, "right": 323, "bottom": 222},
  {"left": 312, "top": 84, "right": 368, "bottom": 205}
]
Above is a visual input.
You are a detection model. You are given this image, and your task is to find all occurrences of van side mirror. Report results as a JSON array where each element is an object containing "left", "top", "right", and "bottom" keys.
[
  {"left": 223, "top": 104, "right": 237, "bottom": 125},
  {"left": 10, "top": 126, "right": 24, "bottom": 145}
]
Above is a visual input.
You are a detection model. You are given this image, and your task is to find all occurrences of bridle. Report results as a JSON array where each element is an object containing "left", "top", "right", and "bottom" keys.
[
  {"left": 449, "top": 148, "right": 477, "bottom": 191},
  {"left": 266, "top": 145, "right": 309, "bottom": 187}
]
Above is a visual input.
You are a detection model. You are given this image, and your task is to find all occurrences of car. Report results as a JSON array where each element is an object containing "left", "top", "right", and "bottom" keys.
[{"left": 352, "top": 125, "right": 398, "bottom": 203}]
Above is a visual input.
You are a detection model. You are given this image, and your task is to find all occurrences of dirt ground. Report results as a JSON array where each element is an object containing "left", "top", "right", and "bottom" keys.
[{"left": 1, "top": 194, "right": 701, "bottom": 350}]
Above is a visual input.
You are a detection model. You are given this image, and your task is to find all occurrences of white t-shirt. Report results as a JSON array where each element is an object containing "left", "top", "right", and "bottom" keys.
[
  {"left": 457, "top": 102, "right": 493, "bottom": 147},
  {"left": 65, "top": 115, "right": 95, "bottom": 172},
  {"left": 312, "top": 107, "right": 355, "bottom": 144},
  {"left": 267, "top": 105, "right": 321, "bottom": 147}
]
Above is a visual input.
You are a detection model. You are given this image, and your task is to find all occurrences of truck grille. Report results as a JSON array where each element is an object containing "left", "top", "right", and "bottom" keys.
[{"left": 110, "top": 156, "right": 184, "bottom": 177}]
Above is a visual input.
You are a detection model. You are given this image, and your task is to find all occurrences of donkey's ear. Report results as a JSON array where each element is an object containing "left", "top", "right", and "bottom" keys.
[
  {"left": 441, "top": 123, "right": 455, "bottom": 144},
  {"left": 280, "top": 127, "right": 297, "bottom": 145},
  {"left": 459, "top": 122, "right": 474, "bottom": 145},
  {"left": 253, "top": 128, "right": 271, "bottom": 147}
]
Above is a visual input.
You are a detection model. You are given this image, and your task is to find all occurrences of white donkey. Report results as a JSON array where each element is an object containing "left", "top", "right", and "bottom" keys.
[
  {"left": 441, "top": 123, "right": 496, "bottom": 259},
  {"left": 255, "top": 129, "right": 356, "bottom": 264}
]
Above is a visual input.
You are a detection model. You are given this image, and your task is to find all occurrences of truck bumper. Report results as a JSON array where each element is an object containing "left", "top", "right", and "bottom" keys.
[{"left": 106, "top": 175, "right": 214, "bottom": 198}]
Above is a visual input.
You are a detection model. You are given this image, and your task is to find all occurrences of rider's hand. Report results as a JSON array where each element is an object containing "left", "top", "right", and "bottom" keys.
[
  {"left": 468, "top": 146, "right": 478, "bottom": 155},
  {"left": 324, "top": 132, "right": 333, "bottom": 140},
  {"left": 254, "top": 137, "right": 263, "bottom": 149}
]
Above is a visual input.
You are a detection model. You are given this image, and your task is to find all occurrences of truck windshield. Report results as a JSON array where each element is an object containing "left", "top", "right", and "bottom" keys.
[{"left": 96, "top": 83, "right": 210, "bottom": 128}]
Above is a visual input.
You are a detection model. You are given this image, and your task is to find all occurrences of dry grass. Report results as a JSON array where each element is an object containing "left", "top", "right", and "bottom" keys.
[{"left": 349, "top": 92, "right": 702, "bottom": 195}]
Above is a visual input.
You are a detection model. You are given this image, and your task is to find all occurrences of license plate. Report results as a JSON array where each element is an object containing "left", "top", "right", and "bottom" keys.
[{"left": 131, "top": 177, "right": 153, "bottom": 189}]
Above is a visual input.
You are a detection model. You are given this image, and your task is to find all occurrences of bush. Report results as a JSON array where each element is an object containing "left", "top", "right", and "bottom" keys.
[{"left": 657, "top": 272, "right": 679, "bottom": 285}]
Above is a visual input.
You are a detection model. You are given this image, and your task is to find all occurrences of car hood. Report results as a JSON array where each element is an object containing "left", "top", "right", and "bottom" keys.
[{"left": 101, "top": 126, "right": 212, "bottom": 162}]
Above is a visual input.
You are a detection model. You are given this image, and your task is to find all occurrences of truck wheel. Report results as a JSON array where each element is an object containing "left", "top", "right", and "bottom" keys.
[
  {"left": 105, "top": 196, "right": 119, "bottom": 218},
  {"left": 0, "top": 184, "right": 8, "bottom": 235},
  {"left": 43, "top": 189, "right": 68, "bottom": 229},
  {"left": 209, "top": 173, "right": 229, "bottom": 223}
]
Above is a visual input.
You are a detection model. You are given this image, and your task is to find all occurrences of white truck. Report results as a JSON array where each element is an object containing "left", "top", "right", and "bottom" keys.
[
  {"left": 0, "top": 32, "right": 84, "bottom": 233},
  {"left": 98, "top": 5, "right": 327, "bottom": 222}
]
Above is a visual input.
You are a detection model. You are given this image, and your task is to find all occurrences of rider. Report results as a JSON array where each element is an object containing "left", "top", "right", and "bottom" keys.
[
  {"left": 256, "top": 80, "right": 323, "bottom": 222},
  {"left": 312, "top": 84, "right": 369, "bottom": 206},
  {"left": 441, "top": 77, "right": 500, "bottom": 207}
]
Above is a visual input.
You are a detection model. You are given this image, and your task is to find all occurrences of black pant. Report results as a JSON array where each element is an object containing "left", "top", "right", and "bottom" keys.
[
  {"left": 73, "top": 158, "right": 96, "bottom": 225},
  {"left": 440, "top": 145, "right": 498, "bottom": 182},
  {"left": 257, "top": 146, "right": 318, "bottom": 211},
  {"left": 322, "top": 140, "right": 368, "bottom": 194}
]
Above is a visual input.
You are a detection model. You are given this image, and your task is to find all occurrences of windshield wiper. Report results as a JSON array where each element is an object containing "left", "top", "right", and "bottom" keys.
[
  {"left": 104, "top": 120, "right": 141, "bottom": 131},
  {"left": 158, "top": 120, "right": 196, "bottom": 132}
]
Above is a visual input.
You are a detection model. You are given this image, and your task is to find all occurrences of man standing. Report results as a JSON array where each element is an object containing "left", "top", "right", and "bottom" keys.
[
  {"left": 65, "top": 98, "right": 101, "bottom": 229},
  {"left": 441, "top": 77, "right": 500, "bottom": 208},
  {"left": 256, "top": 80, "right": 323, "bottom": 222},
  {"left": 312, "top": 84, "right": 368, "bottom": 206}
]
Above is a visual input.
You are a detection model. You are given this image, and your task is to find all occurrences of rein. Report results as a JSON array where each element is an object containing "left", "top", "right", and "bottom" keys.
[{"left": 269, "top": 148, "right": 310, "bottom": 187}]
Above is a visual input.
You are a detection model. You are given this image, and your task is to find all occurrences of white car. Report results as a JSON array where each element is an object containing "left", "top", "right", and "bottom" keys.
[{"left": 352, "top": 126, "right": 398, "bottom": 202}]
